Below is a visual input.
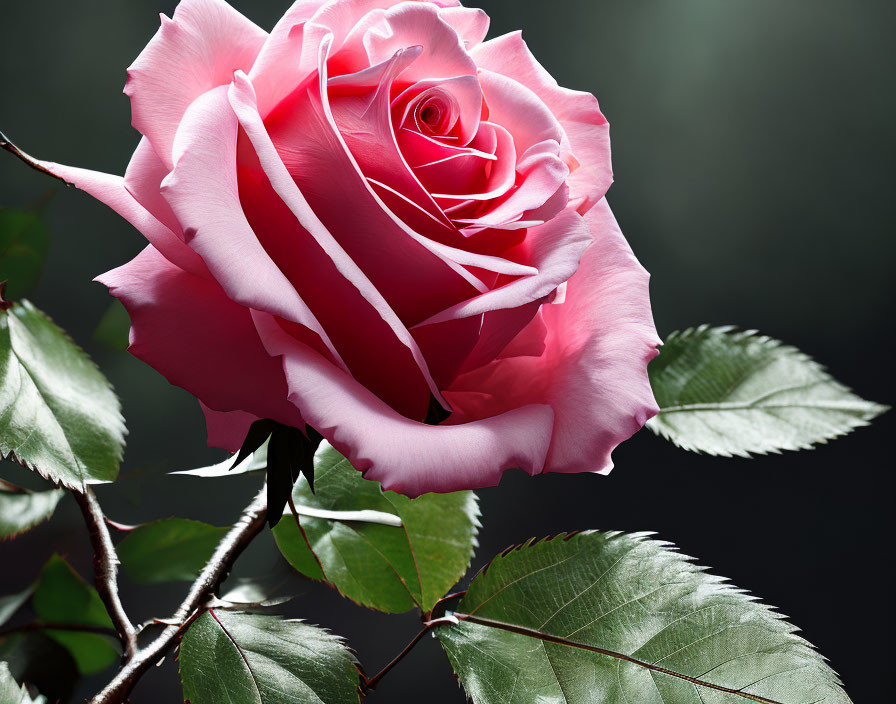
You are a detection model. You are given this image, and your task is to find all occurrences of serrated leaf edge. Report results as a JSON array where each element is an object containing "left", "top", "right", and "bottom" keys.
[{"left": 648, "top": 325, "right": 888, "bottom": 457}]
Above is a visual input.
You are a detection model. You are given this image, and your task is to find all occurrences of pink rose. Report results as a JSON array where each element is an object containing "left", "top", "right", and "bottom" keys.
[{"left": 33, "top": 0, "right": 659, "bottom": 496}]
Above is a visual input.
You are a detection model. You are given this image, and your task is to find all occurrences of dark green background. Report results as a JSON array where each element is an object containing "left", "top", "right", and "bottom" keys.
[{"left": 1, "top": 1, "right": 893, "bottom": 701}]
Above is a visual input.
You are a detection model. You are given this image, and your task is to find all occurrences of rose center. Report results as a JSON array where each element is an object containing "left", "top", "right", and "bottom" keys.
[
  {"left": 413, "top": 90, "right": 458, "bottom": 137},
  {"left": 419, "top": 104, "right": 441, "bottom": 126}
]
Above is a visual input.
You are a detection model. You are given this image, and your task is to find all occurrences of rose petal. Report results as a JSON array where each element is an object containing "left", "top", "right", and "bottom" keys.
[
  {"left": 123, "top": 137, "right": 183, "bottom": 237},
  {"left": 473, "top": 31, "right": 612, "bottom": 212},
  {"left": 457, "top": 299, "right": 543, "bottom": 375},
  {"left": 97, "top": 245, "right": 304, "bottom": 434},
  {"left": 328, "top": 47, "right": 456, "bottom": 233},
  {"left": 264, "top": 36, "right": 483, "bottom": 326},
  {"left": 448, "top": 199, "right": 660, "bottom": 475},
  {"left": 454, "top": 139, "right": 569, "bottom": 230},
  {"left": 253, "top": 309, "right": 554, "bottom": 497},
  {"left": 363, "top": 1, "right": 477, "bottom": 84},
  {"left": 438, "top": 6, "right": 489, "bottom": 48},
  {"left": 416, "top": 208, "right": 592, "bottom": 326},
  {"left": 426, "top": 122, "right": 517, "bottom": 201},
  {"left": 160, "top": 85, "right": 346, "bottom": 370},
  {"left": 126, "top": 0, "right": 267, "bottom": 168},
  {"left": 229, "top": 70, "right": 446, "bottom": 419},
  {"left": 477, "top": 69, "right": 564, "bottom": 155},
  {"left": 411, "top": 314, "right": 482, "bottom": 389},
  {"left": 200, "top": 404, "right": 260, "bottom": 453},
  {"left": 248, "top": 0, "right": 348, "bottom": 116},
  {"left": 393, "top": 74, "right": 484, "bottom": 145},
  {"left": 25, "top": 147, "right": 207, "bottom": 278}
]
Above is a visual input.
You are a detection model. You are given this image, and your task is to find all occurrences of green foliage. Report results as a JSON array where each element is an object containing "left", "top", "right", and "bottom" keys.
[
  {"left": 273, "top": 443, "right": 480, "bottom": 613},
  {"left": 0, "top": 301, "right": 125, "bottom": 489},
  {"left": 0, "top": 662, "right": 46, "bottom": 704},
  {"left": 437, "top": 531, "right": 850, "bottom": 704},
  {"left": 117, "top": 518, "right": 228, "bottom": 584},
  {"left": 32, "top": 555, "right": 117, "bottom": 675},
  {"left": 0, "top": 633, "right": 78, "bottom": 703},
  {"left": 179, "top": 610, "right": 360, "bottom": 704},
  {"left": 0, "top": 205, "right": 50, "bottom": 301},
  {"left": 0, "top": 585, "right": 33, "bottom": 627},
  {"left": 648, "top": 325, "right": 886, "bottom": 456},
  {"left": 0, "top": 482, "right": 63, "bottom": 539},
  {"left": 92, "top": 300, "right": 130, "bottom": 351}
]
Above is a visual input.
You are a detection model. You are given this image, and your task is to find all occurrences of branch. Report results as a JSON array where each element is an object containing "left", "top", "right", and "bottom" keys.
[
  {"left": 362, "top": 615, "right": 459, "bottom": 692},
  {"left": 0, "top": 621, "right": 119, "bottom": 639},
  {"left": 72, "top": 487, "right": 138, "bottom": 660},
  {"left": 88, "top": 486, "right": 268, "bottom": 704}
]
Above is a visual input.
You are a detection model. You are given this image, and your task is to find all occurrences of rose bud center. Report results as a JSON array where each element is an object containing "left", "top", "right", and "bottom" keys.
[{"left": 412, "top": 89, "right": 457, "bottom": 137}]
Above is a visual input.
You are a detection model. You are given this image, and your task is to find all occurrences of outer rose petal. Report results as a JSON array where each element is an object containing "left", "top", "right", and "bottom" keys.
[
  {"left": 252, "top": 309, "right": 554, "bottom": 497},
  {"left": 126, "top": 0, "right": 267, "bottom": 168},
  {"left": 161, "top": 86, "right": 346, "bottom": 370},
  {"left": 200, "top": 405, "right": 259, "bottom": 453},
  {"left": 363, "top": 2, "right": 478, "bottom": 84},
  {"left": 447, "top": 199, "right": 660, "bottom": 475},
  {"left": 473, "top": 31, "right": 612, "bottom": 212},
  {"left": 96, "top": 245, "right": 304, "bottom": 435},
  {"left": 20, "top": 146, "right": 207, "bottom": 278},
  {"left": 438, "top": 6, "right": 489, "bottom": 48},
  {"left": 248, "top": 0, "right": 330, "bottom": 117},
  {"left": 123, "top": 137, "right": 184, "bottom": 238}
]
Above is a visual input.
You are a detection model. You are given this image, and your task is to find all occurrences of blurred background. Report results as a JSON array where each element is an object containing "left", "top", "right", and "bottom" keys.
[{"left": 1, "top": 0, "right": 893, "bottom": 701}]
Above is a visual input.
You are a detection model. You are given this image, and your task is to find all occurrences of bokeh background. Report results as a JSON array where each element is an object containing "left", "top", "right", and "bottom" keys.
[{"left": 1, "top": 0, "right": 893, "bottom": 701}]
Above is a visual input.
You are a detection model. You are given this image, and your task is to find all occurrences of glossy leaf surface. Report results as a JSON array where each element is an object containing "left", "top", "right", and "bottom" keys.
[
  {"left": 0, "top": 481, "right": 65, "bottom": 538},
  {"left": 32, "top": 555, "right": 117, "bottom": 674},
  {"left": 118, "top": 518, "right": 228, "bottom": 584},
  {"left": 179, "top": 610, "right": 359, "bottom": 704},
  {"left": 0, "top": 661, "right": 46, "bottom": 704},
  {"left": 0, "top": 482, "right": 64, "bottom": 538},
  {"left": 438, "top": 532, "right": 851, "bottom": 704},
  {"left": 273, "top": 443, "right": 479, "bottom": 613},
  {"left": 0, "top": 301, "right": 125, "bottom": 488},
  {"left": 648, "top": 325, "right": 886, "bottom": 456}
]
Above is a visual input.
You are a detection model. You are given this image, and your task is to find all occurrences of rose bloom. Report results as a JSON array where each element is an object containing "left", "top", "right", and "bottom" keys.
[{"left": 34, "top": 0, "right": 659, "bottom": 496}]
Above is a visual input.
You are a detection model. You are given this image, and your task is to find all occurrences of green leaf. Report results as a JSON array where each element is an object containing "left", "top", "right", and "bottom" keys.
[
  {"left": 0, "top": 632, "right": 78, "bottom": 703},
  {"left": 647, "top": 325, "right": 887, "bottom": 456},
  {"left": 179, "top": 610, "right": 360, "bottom": 704},
  {"left": 92, "top": 300, "right": 130, "bottom": 351},
  {"left": 0, "top": 584, "right": 34, "bottom": 627},
  {"left": 0, "top": 482, "right": 64, "bottom": 538},
  {"left": 0, "top": 300, "right": 125, "bottom": 488},
  {"left": 32, "top": 554, "right": 118, "bottom": 674},
  {"left": 0, "top": 206, "right": 50, "bottom": 301},
  {"left": 118, "top": 518, "right": 228, "bottom": 584},
  {"left": 437, "top": 531, "right": 850, "bottom": 704},
  {"left": 0, "top": 662, "right": 46, "bottom": 704},
  {"left": 273, "top": 442, "right": 479, "bottom": 613}
]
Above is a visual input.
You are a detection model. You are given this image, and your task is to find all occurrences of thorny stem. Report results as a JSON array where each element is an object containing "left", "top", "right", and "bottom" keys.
[
  {"left": 362, "top": 616, "right": 459, "bottom": 692},
  {"left": 88, "top": 486, "right": 268, "bottom": 704},
  {"left": 72, "top": 487, "right": 139, "bottom": 660}
]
